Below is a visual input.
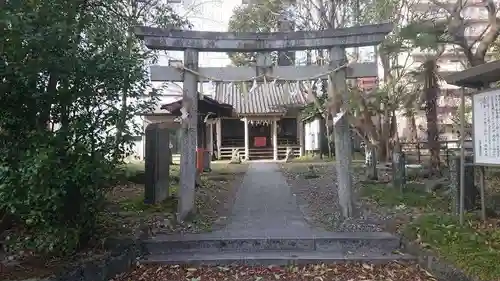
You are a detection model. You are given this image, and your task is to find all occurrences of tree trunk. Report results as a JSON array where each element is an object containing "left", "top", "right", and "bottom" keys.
[
  {"left": 423, "top": 60, "right": 441, "bottom": 176},
  {"left": 408, "top": 114, "right": 418, "bottom": 142},
  {"left": 425, "top": 87, "right": 440, "bottom": 176},
  {"left": 377, "top": 139, "right": 388, "bottom": 163}
]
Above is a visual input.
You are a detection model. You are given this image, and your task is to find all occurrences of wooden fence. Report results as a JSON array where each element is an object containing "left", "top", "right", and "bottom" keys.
[{"left": 400, "top": 140, "right": 473, "bottom": 167}]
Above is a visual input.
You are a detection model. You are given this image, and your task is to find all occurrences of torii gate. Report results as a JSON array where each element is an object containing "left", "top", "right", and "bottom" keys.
[{"left": 135, "top": 23, "right": 393, "bottom": 220}]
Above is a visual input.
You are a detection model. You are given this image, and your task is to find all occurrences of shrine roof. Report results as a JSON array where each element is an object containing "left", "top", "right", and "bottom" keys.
[
  {"left": 214, "top": 82, "right": 307, "bottom": 116},
  {"left": 160, "top": 93, "right": 234, "bottom": 117},
  {"left": 443, "top": 60, "right": 500, "bottom": 89}
]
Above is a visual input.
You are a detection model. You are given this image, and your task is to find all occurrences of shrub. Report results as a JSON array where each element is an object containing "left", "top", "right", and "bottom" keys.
[{"left": 0, "top": 140, "right": 118, "bottom": 255}]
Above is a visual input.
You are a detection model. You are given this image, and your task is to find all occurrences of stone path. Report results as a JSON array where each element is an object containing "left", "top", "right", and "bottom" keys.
[
  {"left": 219, "top": 162, "right": 324, "bottom": 237},
  {"left": 143, "top": 162, "right": 408, "bottom": 265}
]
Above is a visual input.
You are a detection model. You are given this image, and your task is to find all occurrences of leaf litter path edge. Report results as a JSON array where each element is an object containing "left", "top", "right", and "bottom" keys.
[{"left": 112, "top": 261, "right": 437, "bottom": 281}]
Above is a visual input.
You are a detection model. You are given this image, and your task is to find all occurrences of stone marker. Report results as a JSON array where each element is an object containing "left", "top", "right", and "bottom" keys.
[
  {"left": 365, "top": 146, "right": 378, "bottom": 180},
  {"left": 392, "top": 149, "right": 406, "bottom": 191},
  {"left": 449, "top": 155, "right": 478, "bottom": 214},
  {"left": 144, "top": 123, "right": 170, "bottom": 204}
]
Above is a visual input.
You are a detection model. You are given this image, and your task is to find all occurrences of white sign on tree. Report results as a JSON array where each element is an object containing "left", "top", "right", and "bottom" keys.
[{"left": 473, "top": 88, "right": 500, "bottom": 165}]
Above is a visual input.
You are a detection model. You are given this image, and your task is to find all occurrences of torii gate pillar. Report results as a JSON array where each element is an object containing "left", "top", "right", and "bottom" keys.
[
  {"left": 330, "top": 47, "right": 354, "bottom": 217},
  {"left": 178, "top": 49, "right": 199, "bottom": 221}
]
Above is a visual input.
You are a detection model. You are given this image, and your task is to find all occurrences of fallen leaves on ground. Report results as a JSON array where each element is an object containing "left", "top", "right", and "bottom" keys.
[
  {"left": 101, "top": 163, "right": 247, "bottom": 237},
  {"left": 111, "top": 262, "right": 437, "bottom": 281},
  {"left": 281, "top": 163, "right": 389, "bottom": 232}
]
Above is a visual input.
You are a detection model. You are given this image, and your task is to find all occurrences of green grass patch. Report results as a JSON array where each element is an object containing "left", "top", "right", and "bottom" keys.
[
  {"left": 120, "top": 161, "right": 181, "bottom": 184},
  {"left": 405, "top": 214, "right": 500, "bottom": 281},
  {"left": 361, "top": 182, "right": 500, "bottom": 280},
  {"left": 360, "top": 182, "right": 447, "bottom": 210},
  {"left": 118, "top": 188, "right": 178, "bottom": 213}
]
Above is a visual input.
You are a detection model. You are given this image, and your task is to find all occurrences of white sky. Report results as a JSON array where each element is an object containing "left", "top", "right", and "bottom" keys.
[
  {"left": 158, "top": 0, "right": 238, "bottom": 67},
  {"left": 153, "top": 0, "right": 239, "bottom": 99}
]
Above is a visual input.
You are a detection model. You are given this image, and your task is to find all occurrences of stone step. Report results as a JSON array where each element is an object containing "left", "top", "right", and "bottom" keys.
[
  {"left": 143, "top": 232, "right": 401, "bottom": 255},
  {"left": 141, "top": 250, "right": 414, "bottom": 266}
]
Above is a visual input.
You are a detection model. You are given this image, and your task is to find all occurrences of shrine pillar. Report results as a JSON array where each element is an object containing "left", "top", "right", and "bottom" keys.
[
  {"left": 297, "top": 116, "right": 305, "bottom": 157},
  {"left": 208, "top": 121, "right": 214, "bottom": 158},
  {"left": 244, "top": 118, "right": 249, "bottom": 160},
  {"left": 216, "top": 118, "right": 222, "bottom": 159},
  {"left": 273, "top": 118, "right": 278, "bottom": 160}
]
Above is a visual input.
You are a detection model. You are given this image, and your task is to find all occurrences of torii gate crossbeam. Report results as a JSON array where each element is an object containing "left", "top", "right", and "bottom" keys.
[{"left": 135, "top": 23, "right": 392, "bottom": 51}]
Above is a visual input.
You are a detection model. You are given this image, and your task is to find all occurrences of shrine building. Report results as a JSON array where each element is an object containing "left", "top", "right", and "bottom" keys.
[
  {"left": 146, "top": 81, "right": 308, "bottom": 161},
  {"left": 211, "top": 82, "right": 307, "bottom": 160}
]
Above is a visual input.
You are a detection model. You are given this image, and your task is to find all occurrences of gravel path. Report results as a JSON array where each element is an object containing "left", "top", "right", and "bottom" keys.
[{"left": 281, "top": 162, "right": 395, "bottom": 232}]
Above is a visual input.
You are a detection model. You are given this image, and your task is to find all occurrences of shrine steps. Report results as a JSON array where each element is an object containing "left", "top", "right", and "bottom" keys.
[
  {"left": 248, "top": 148, "right": 274, "bottom": 160},
  {"left": 141, "top": 251, "right": 415, "bottom": 266},
  {"left": 140, "top": 232, "right": 414, "bottom": 266},
  {"left": 218, "top": 146, "right": 300, "bottom": 160}
]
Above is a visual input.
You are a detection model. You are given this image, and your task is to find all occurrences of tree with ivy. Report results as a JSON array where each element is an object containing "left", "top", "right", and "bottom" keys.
[{"left": 0, "top": 0, "right": 188, "bottom": 255}]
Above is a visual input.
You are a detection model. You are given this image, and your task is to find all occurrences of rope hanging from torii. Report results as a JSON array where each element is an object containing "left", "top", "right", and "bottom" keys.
[
  {"left": 176, "top": 62, "right": 352, "bottom": 125},
  {"left": 173, "top": 62, "right": 351, "bottom": 83}
]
